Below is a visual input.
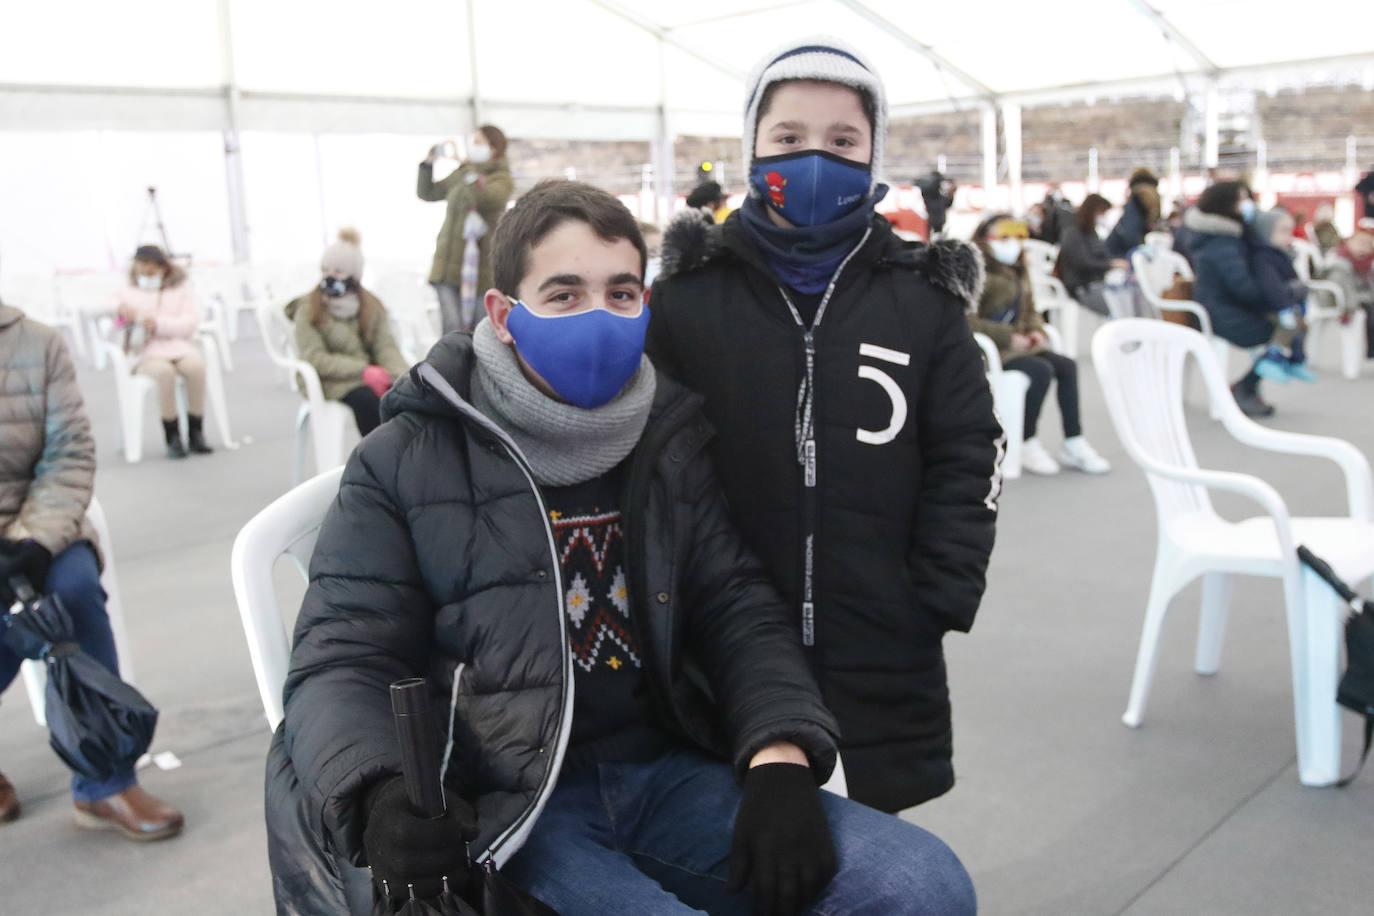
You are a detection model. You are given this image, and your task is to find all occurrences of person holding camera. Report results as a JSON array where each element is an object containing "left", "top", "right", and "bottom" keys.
[{"left": 417, "top": 125, "right": 514, "bottom": 334}]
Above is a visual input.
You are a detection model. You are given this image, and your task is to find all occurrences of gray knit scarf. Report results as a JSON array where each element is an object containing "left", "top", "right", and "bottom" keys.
[{"left": 470, "top": 318, "right": 656, "bottom": 486}]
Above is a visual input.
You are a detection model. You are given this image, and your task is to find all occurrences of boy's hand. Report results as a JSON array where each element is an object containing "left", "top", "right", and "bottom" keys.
[
  {"left": 728, "top": 763, "right": 836, "bottom": 916},
  {"left": 363, "top": 776, "right": 478, "bottom": 900}
]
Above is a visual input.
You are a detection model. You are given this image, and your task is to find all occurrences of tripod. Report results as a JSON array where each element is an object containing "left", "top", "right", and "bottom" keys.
[{"left": 138, "top": 187, "right": 189, "bottom": 265}]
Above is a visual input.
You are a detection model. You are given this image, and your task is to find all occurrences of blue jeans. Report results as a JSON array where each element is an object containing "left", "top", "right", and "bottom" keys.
[
  {"left": 503, "top": 747, "right": 976, "bottom": 915},
  {"left": 0, "top": 542, "right": 137, "bottom": 803}
]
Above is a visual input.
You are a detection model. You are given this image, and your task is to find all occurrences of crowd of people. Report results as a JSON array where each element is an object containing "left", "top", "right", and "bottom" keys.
[{"left": 2, "top": 28, "right": 1373, "bottom": 916}]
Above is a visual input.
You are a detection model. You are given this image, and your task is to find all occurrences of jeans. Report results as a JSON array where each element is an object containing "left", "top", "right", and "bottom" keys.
[
  {"left": 1003, "top": 350, "right": 1082, "bottom": 439},
  {"left": 503, "top": 747, "right": 976, "bottom": 915},
  {"left": 0, "top": 542, "right": 137, "bottom": 803}
]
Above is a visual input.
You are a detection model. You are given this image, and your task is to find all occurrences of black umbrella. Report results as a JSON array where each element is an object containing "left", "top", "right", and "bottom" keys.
[
  {"left": 1297, "top": 546, "right": 1374, "bottom": 785},
  {"left": 372, "top": 679, "right": 556, "bottom": 916},
  {"left": 2, "top": 576, "right": 157, "bottom": 782}
]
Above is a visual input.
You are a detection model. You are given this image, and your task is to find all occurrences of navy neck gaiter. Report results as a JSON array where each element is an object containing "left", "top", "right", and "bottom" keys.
[{"left": 738, "top": 184, "right": 888, "bottom": 295}]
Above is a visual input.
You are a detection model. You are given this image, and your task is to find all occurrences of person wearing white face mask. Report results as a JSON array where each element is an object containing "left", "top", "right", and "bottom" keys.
[
  {"left": 286, "top": 229, "right": 409, "bottom": 435},
  {"left": 1056, "top": 193, "right": 1131, "bottom": 317},
  {"left": 970, "top": 215, "right": 1111, "bottom": 476},
  {"left": 113, "top": 245, "right": 211, "bottom": 458},
  {"left": 418, "top": 124, "right": 514, "bottom": 334}
]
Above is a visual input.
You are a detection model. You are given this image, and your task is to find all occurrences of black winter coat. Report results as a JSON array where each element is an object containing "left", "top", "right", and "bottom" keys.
[
  {"left": 648, "top": 212, "right": 1003, "bottom": 812},
  {"left": 266, "top": 334, "right": 838, "bottom": 913},
  {"left": 1188, "top": 209, "right": 1276, "bottom": 348},
  {"left": 1106, "top": 195, "right": 1149, "bottom": 258}
]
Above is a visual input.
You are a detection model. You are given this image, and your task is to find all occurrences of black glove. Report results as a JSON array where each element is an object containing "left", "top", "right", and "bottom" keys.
[
  {"left": 728, "top": 763, "right": 837, "bottom": 916},
  {"left": 362, "top": 775, "right": 479, "bottom": 900},
  {"left": 0, "top": 540, "right": 52, "bottom": 598}
]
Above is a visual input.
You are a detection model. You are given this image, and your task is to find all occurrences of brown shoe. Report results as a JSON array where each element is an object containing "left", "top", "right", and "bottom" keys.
[
  {"left": 0, "top": 770, "right": 19, "bottom": 823},
  {"left": 73, "top": 785, "right": 183, "bottom": 841}
]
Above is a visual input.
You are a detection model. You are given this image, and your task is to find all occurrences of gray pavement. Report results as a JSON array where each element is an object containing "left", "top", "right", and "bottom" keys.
[{"left": 2, "top": 321, "right": 1372, "bottom": 915}]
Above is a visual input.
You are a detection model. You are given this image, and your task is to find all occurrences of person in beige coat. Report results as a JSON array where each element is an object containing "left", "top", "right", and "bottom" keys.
[
  {"left": 113, "top": 245, "right": 211, "bottom": 458},
  {"left": 417, "top": 124, "right": 514, "bottom": 333},
  {"left": 288, "top": 230, "right": 410, "bottom": 435},
  {"left": 0, "top": 299, "right": 183, "bottom": 839}
]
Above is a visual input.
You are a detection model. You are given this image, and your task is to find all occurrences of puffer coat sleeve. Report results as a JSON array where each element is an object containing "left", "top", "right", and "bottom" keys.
[
  {"left": 675, "top": 439, "right": 839, "bottom": 781},
  {"left": 5, "top": 329, "right": 95, "bottom": 554},
  {"left": 281, "top": 421, "right": 436, "bottom": 863},
  {"left": 909, "top": 303, "right": 1002, "bottom": 634}
]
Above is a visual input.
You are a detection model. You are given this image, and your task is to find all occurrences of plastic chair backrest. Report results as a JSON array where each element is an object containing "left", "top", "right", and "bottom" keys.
[
  {"left": 1091, "top": 319, "right": 1221, "bottom": 523},
  {"left": 1289, "top": 237, "right": 1319, "bottom": 282},
  {"left": 256, "top": 301, "right": 297, "bottom": 367},
  {"left": 230, "top": 467, "right": 345, "bottom": 731},
  {"left": 1022, "top": 239, "right": 1058, "bottom": 275}
]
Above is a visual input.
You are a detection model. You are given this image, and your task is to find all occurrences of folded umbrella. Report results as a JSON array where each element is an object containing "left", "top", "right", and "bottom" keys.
[
  {"left": 1296, "top": 546, "right": 1374, "bottom": 785},
  {"left": 2, "top": 575, "right": 157, "bottom": 783}
]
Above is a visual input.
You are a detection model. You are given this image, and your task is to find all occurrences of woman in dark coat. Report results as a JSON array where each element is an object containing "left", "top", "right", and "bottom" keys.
[
  {"left": 1106, "top": 168, "right": 1161, "bottom": 257},
  {"left": 1057, "top": 193, "right": 1129, "bottom": 316}
]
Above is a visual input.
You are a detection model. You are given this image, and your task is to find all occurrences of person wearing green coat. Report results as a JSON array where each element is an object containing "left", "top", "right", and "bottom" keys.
[
  {"left": 417, "top": 124, "right": 514, "bottom": 334},
  {"left": 288, "top": 229, "right": 410, "bottom": 436}
]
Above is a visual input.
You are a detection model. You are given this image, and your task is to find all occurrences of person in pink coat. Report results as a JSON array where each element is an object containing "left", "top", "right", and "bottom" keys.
[{"left": 113, "top": 246, "right": 211, "bottom": 458}]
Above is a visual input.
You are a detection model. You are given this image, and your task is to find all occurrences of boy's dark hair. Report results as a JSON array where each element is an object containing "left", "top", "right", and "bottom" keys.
[
  {"left": 686, "top": 181, "right": 725, "bottom": 210},
  {"left": 758, "top": 79, "right": 877, "bottom": 138},
  {"left": 490, "top": 180, "right": 647, "bottom": 295},
  {"left": 1196, "top": 180, "right": 1252, "bottom": 220}
]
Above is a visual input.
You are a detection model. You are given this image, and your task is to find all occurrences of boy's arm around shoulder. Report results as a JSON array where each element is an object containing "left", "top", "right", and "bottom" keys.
[
  {"left": 676, "top": 435, "right": 839, "bottom": 784},
  {"left": 281, "top": 421, "right": 438, "bottom": 865},
  {"left": 911, "top": 294, "right": 1003, "bottom": 634}
]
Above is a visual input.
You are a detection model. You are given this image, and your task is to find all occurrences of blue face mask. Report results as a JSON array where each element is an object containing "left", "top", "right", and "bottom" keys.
[
  {"left": 749, "top": 150, "right": 871, "bottom": 227},
  {"left": 1239, "top": 199, "right": 1256, "bottom": 223},
  {"left": 505, "top": 301, "right": 650, "bottom": 409}
]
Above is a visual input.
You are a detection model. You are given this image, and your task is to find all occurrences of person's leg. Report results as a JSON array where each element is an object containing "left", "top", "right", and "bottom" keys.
[
  {"left": 173, "top": 351, "right": 214, "bottom": 453},
  {"left": 502, "top": 763, "right": 708, "bottom": 914},
  {"left": 432, "top": 282, "right": 463, "bottom": 335},
  {"left": 42, "top": 544, "right": 137, "bottom": 802},
  {"left": 1002, "top": 354, "right": 1052, "bottom": 439},
  {"left": 1041, "top": 351, "right": 1083, "bottom": 438},
  {"left": 136, "top": 357, "right": 179, "bottom": 421},
  {"left": 339, "top": 386, "right": 382, "bottom": 436}
]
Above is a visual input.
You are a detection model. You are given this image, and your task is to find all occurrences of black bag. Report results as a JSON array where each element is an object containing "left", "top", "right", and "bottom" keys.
[
  {"left": 1296, "top": 546, "right": 1374, "bottom": 785},
  {"left": 371, "top": 679, "right": 558, "bottom": 916}
]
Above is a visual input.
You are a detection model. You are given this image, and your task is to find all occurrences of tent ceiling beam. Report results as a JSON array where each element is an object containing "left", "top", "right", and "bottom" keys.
[
  {"left": 829, "top": 0, "right": 996, "bottom": 99},
  {"left": 578, "top": 0, "right": 745, "bottom": 80},
  {"left": 663, "top": 1, "right": 810, "bottom": 30},
  {"left": 1123, "top": 0, "right": 1219, "bottom": 74}
]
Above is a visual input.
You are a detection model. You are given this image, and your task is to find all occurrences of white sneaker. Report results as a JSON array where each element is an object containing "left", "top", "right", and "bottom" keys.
[
  {"left": 1020, "top": 437, "right": 1060, "bottom": 475},
  {"left": 1058, "top": 436, "right": 1111, "bottom": 474}
]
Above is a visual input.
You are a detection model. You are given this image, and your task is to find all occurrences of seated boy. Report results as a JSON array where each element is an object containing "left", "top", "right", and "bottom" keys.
[{"left": 265, "top": 180, "right": 975, "bottom": 916}]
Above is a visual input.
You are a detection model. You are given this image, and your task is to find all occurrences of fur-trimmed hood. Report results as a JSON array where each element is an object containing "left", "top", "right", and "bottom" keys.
[
  {"left": 1184, "top": 208, "right": 1243, "bottom": 238},
  {"left": 658, "top": 209, "right": 986, "bottom": 310}
]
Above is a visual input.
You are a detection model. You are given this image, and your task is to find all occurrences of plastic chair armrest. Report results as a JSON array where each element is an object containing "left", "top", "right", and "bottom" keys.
[
  {"left": 973, "top": 332, "right": 1004, "bottom": 373},
  {"left": 1164, "top": 299, "right": 1214, "bottom": 335},
  {"left": 1220, "top": 422, "right": 1374, "bottom": 521},
  {"left": 1142, "top": 460, "right": 1297, "bottom": 552},
  {"left": 1304, "top": 280, "right": 1346, "bottom": 312},
  {"left": 100, "top": 339, "right": 131, "bottom": 376}
]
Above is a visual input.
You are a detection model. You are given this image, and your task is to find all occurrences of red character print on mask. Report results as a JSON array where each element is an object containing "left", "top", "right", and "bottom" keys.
[{"left": 765, "top": 171, "right": 787, "bottom": 208}]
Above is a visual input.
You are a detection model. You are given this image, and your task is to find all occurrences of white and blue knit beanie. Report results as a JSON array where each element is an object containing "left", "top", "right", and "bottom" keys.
[{"left": 742, "top": 36, "right": 888, "bottom": 194}]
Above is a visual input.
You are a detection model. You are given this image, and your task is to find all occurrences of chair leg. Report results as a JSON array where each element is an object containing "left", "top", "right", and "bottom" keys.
[
  {"left": 1291, "top": 568, "right": 1343, "bottom": 786},
  {"left": 1340, "top": 313, "right": 1364, "bottom": 380},
  {"left": 1123, "top": 562, "right": 1179, "bottom": 728},
  {"left": 293, "top": 408, "right": 312, "bottom": 487},
  {"left": 1194, "top": 572, "right": 1233, "bottom": 675},
  {"left": 202, "top": 338, "right": 237, "bottom": 447},
  {"left": 123, "top": 386, "right": 146, "bottom": 464}
]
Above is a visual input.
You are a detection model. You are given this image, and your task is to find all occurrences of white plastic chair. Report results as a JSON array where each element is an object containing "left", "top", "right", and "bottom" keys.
[
  {"left": 1290, "top": 237, "right": 1363, "bottom": 380},
  {"left": 230, "top": 467, "right": 345, "bottom": 731},
  {"left": 256, "top": 302, "right": 353, "bottom": 485},
  {"left": 20, "top": 497, "right": 135, "bottom": 727},
  {"left": 1131, "top": 245, "right": 1231, "bottom": 418},
  {"left": 973, "top": 332, "right": 1030, "bottom": 480},
  {"left": 100, "top": 332, "right": 237, "bottom": 463},
  {"left": 1022, "top": 239, "right": 1059, "bottom": 277},
  {"left": 1091, "top": 318, "right": 1374, "bottom": 786},
  {"left": 1031, "top": 273, "right": 1080, "bottom": 357}
]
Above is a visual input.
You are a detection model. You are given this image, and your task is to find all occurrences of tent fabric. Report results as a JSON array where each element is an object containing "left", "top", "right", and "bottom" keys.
[{"left": 1, "top": 0, "right": 1371, "bottom": 139}]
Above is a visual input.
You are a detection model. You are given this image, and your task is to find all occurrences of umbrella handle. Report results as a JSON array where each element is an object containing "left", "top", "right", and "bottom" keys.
[
  {"left": 1297, "top": 545, "right": 1361, "bottom": 604},
  {"left": 390, "top": 678, "right": 446, "bottom": 819}
]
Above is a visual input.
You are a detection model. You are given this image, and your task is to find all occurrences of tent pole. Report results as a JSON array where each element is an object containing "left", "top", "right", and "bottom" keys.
[
  {"left": 218, "top": 0, "right": 250, "bottom": 264},
  {"left": 466, "top": 0, "right": 483, "bottom": 130},
  {"left": 1002, "top": 101, "right": 1022, "bottom": 214},
  {"left": 981, "top": 104, "right": 998, "bottom": 211}
]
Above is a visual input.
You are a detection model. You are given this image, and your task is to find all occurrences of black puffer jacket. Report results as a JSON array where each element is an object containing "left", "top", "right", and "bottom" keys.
[
  {"left": 266, "top": 333, "right": 838, "bottom": 913},
  {"left": 647, "top": 212, "right": 1002, "bottom": 812}
]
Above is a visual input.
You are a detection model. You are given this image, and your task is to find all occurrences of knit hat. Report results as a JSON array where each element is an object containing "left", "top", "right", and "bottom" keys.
[
  {"left": 742, "top": 37, "right": 887, "bottom": 193},
  {"left": 321, "top": 227, "right": 363, "bottom": 279}
]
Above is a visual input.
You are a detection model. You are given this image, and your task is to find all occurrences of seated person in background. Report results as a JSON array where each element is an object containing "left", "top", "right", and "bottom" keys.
[
  {"left": 1312, "top": 202, "right": 1342, "bottom": 254},
  {"left": 1186, "top": 181, "right": 1290, "bottom": 417},
  {"left": 0, "top": 296, "right": 183, "bottom": 840},
  {"left": 1106, "top": 168, "right": 1161, "bottom": 257},
  {"left": 1249, "top": 208, "right": 1314, "bottom": 383},
  {"left": 287, "top": 229, "right": 409, "bottom": 436},
  {"left": 113, "top": 245, "right": 211, "bottom": 459},
  {"left": 970, "top": 215, "right": 1110, "bottom": 476},
  {"left": 1056, "top": 193, "right": 1129, "bottom": 316},
  {"left": 265, "top": 180, "right": 975, "bottom": 916}
]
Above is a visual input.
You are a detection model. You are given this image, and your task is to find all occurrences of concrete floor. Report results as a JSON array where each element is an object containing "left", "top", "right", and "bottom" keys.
[{"left": 1, "top": 317, "right": 1372, "bottom": 915}]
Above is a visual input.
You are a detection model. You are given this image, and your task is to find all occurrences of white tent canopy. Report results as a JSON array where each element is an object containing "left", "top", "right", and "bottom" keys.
[{"left": 3, "top": 0, "right": 1371, "bottom": 138}]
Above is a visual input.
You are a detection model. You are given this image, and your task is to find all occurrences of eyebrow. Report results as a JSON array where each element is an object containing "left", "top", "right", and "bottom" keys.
[
  {"left": 765, "top": 119, "right": 864, "bottom": 135},
  {"left": 609, "top": 272, "right": 644, "bottom": 287},
  {"left": 535, "top": 272, "right": 644, "bottom": 292}
]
